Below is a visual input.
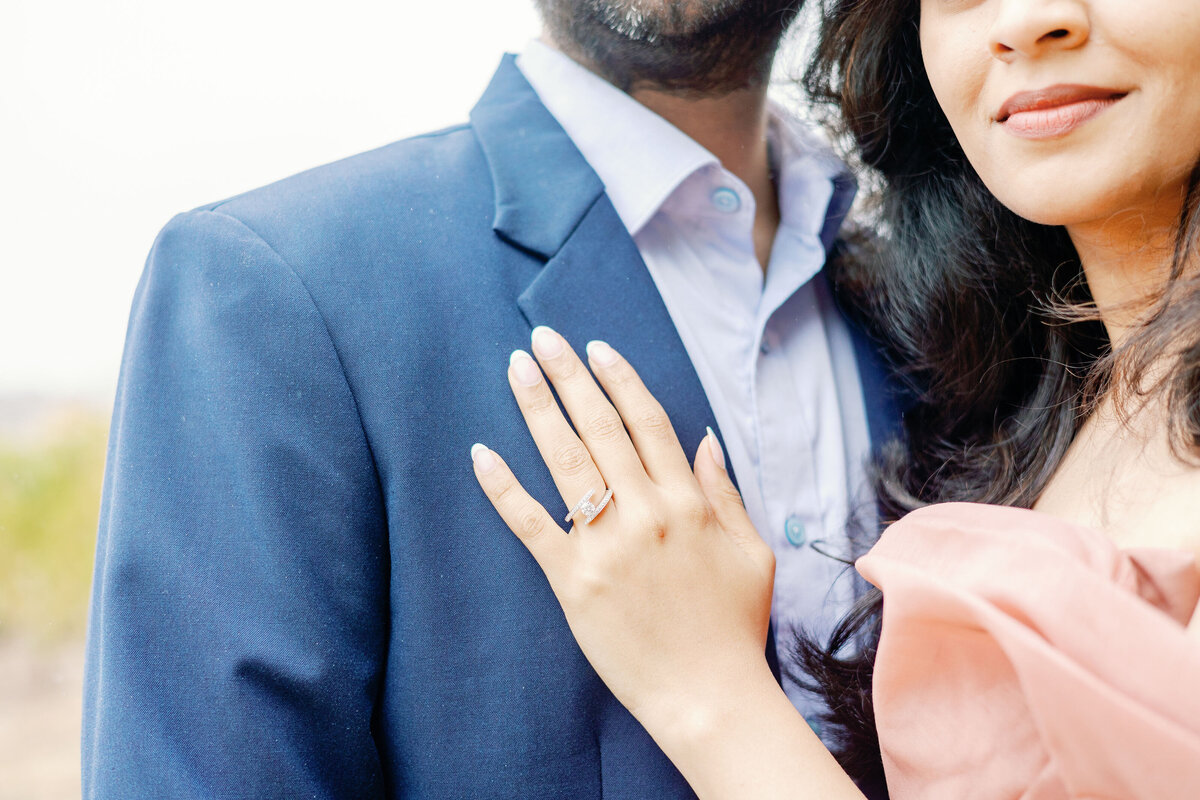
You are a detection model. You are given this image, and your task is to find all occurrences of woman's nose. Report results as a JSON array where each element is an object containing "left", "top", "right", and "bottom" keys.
[{"left": 989, "top": 0, "right": 1090, "bottom": 61}]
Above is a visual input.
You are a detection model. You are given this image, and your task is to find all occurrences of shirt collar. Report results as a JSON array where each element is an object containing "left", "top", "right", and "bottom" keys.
[
  {"left": 768, "top": 106, "right": 857, "bottom": 254},
  {"left": 516, "top": 40, "right": 718, "bottom": 236},
  {"left": 516, "top": 40, "right": 854, "bottom": 245}
]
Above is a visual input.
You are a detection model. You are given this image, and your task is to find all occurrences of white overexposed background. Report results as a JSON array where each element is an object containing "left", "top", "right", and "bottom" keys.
[
  {"left": 1, "top": 0, "right": 814, "bottom": 407},
  {"left": 1, "top": 0, "right": 546, "bottom": 406}
]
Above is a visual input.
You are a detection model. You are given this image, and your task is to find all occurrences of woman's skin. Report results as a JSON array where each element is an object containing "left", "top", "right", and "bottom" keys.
[
  {"left": 920, "top": 0, "right": 1200, "bottom": 557},
  {"left": 472, "top": 0, "right": 1200, "bottom": 796}
]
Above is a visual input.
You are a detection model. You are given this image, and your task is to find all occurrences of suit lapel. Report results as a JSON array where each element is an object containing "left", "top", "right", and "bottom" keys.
[
  {"left": 819, "top": 172, "right": 904, "bottom": 456},
  {"left": 469, "top": 55, "right": 605, "bottom": 259},
  {"left": 845, "top": 311, "right": 903, "bottom": 453},
  {"left": 471, "top": 55, "right": 726, "bottom": 481},
  {"left": 516, "top": 193, "right": 721, "bottom": 473}
]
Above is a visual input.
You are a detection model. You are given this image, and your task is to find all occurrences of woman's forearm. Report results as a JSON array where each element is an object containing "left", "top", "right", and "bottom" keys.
[{"left": 638, "top": 662, "right": 867, "bottom": 800}]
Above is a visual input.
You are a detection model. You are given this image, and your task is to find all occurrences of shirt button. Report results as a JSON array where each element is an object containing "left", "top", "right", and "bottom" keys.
[
  {"left": 784, "top": 516, "right": 806, "bottom": 547},
  {"left": 710, "top": 187, "right": 741, "bottom": 213}
]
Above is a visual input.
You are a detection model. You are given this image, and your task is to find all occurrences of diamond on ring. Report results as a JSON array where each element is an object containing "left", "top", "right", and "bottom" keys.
[{"left": 564, "top": 488, "right": 614, "bottom": 527}]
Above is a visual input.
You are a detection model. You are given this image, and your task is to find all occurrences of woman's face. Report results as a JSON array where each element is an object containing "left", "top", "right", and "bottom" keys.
[{"left": 919, "top": 0, "right": 1200, "bottom": 230}]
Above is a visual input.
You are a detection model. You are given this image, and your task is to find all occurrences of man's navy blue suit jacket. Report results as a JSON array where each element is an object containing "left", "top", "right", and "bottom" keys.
[{"left": 84, "top": 56, "right": 896, "bottom": 798}]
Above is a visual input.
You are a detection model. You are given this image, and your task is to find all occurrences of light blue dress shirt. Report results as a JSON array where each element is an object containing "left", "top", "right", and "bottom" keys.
[{"left": 517, "top": 41, "right": 874, "bottom": 723}]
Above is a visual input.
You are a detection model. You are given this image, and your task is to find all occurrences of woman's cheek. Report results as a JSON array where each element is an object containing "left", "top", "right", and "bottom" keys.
[{"left": 923, "top": 47, "right": 982, "bottom": 155}]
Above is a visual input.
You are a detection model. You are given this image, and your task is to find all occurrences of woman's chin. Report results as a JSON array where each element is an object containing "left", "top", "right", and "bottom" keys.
[
  {"left": 1006, "top": 205, "right": 1091, "bottom": 229},
  {"left": 988, "top": 198, "right": 1091, "bottom": 229},
  {"left": 985, "top": 182, "right": 1144, "bottom": 231},
  {"left": 980, "top": 159, "right": 1191, "bottom": 233},
  {"left": 995, "top": 191, "right": 1187, "bottom": 238}
]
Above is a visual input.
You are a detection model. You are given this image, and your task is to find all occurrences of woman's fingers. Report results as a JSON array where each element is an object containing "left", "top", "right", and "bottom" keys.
[
  {"left": 508, "top": 349, "right": 612, "bottom": 522},
  {"left": 693, "top": 430, "right": 774, "bottom": 570},
  {"left": 471, "top": 443, "right": 570, "bottom": 574},
  {"left": 527, "top": 327, "right": 650, "bottom": 489},
  {"left": 583, "top": 340, "right": 694, "bottom": 485}
]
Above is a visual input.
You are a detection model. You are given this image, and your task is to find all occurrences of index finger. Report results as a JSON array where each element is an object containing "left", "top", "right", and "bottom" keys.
[{"left": 471, "top": 443, "right": 572, "bottom": 578}]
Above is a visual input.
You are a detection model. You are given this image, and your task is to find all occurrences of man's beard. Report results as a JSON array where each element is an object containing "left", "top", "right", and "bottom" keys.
[{"left": 535, "top": 0, "right": 803, "bottom": 95}]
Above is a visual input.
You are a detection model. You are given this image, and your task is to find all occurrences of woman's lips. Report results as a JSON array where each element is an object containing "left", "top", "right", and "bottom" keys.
[{"left": 996, "top": 85, "right": 1127, "bottom": 140}]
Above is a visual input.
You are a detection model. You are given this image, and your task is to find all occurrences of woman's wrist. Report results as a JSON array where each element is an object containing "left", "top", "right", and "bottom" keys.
[
  {"left": 632, "top": 658, "right": 866, "bottom": 799},
  {"left": 640, "top": 657, "right": 783, "bottom": 755}
]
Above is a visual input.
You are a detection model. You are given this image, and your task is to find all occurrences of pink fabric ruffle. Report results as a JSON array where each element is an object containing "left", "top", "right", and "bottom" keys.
[{"left": 857, "top": 502, "right": 1200, "bottom": 800}]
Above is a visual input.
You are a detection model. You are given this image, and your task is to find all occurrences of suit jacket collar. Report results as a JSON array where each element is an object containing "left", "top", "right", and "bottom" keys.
[{"left": 469, "top": 54, "right": 605, "bottom": 259}]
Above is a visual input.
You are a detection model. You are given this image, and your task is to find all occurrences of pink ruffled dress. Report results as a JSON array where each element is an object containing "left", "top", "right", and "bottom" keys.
[{"left": 856, "top": 502, "right": 1200, "bottom": 799}]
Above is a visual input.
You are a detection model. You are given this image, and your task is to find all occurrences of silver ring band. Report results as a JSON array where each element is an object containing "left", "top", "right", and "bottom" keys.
[{"left": 564, "top": 488, "right": 614, "bottom": 527}]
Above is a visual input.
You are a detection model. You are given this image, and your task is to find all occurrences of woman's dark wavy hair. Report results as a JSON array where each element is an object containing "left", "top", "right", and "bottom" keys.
[{"left": 792, "top": 0, "right": 1200, "bottom": 789}]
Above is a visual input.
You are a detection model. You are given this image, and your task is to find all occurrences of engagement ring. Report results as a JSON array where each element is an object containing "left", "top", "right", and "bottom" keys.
[{"left": 564, "top": 488, "right": 613, "bottom": 527}]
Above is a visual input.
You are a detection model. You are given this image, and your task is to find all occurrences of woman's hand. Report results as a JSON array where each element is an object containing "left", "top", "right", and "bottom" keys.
[
  {"left": 471, "top": 327, "right": 866, "bottom": 800},
  {"left": 470, "top": 326, "right": 777, "bottom": 733}
]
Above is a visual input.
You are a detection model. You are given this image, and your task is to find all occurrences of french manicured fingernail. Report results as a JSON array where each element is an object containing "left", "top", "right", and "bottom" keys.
[
  {"left": 531, "top": 326, "right": 564, "bottom": 359},
  {"left": 471, "top": 442, "right": 498, "bottom": 473},
  {"left": 586, "top": 340, "right": 619, "bottom": 367},
  {"left": 509, "top": 349, "right": 542, "bottom": 386},
  {"left": 706, "top": 426, "right": 726, "bottom": 470}
]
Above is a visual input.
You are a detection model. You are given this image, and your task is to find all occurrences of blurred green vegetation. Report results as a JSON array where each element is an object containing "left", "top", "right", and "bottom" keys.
[{"left": 0, "top": 412, "right": 108, "bottom": 642}]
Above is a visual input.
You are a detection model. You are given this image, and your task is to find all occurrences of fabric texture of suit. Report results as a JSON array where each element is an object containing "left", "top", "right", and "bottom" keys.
[{"left": 83, "top": 56, "right": 896, "bottom": 798}]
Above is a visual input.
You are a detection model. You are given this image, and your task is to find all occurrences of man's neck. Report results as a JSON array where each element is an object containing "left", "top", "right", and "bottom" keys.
[
  {"left": 632, "top": 86, "right": 781, "bottom": 273},
  {"left": 538, "top": 32, "right": 781, "bottom": 272}
]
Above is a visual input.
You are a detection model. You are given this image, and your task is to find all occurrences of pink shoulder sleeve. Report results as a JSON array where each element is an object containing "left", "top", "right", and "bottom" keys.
[{"left": 857, "top": 503, "right": 1200, "bottom": 800}]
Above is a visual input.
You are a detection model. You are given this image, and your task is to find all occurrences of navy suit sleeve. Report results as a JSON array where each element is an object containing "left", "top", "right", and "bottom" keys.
[{"left": 83, "top": 209, "right": 390, "bottom": 798}]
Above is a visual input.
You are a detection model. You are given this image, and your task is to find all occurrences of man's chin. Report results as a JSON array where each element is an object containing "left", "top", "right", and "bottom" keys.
[
  {"left": 588, "top": 0, "right": 745, "bottom": 41},
  {"left": 538, "top": 0, "right": 801, "bottom": 94}
]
